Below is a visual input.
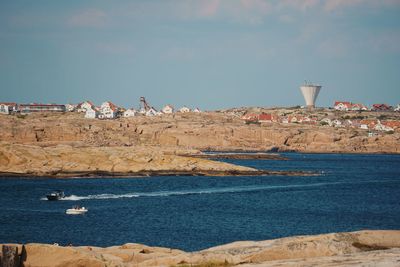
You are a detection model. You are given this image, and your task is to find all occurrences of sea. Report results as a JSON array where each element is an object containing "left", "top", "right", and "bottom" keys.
[{"left": 0, "top": 153, "right": 399, "bottom": 252}]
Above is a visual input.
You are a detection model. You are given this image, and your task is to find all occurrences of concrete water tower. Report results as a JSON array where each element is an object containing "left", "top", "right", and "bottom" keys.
[{"left": 300, "top": 81, "right": 322, "bottom": 110}]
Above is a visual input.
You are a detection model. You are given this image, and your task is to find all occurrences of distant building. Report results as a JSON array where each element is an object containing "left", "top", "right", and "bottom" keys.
[
  {"left": 334, "top": 101, "right": 352, "bottom": 111},
  {"left": 258, "top": 113, "right": 279, "bottom": 123},
  {"left": 360, "top": 119, "right": 377, "bottom": 130},
  {"left": 99, "top": 101, "right": 118, "bottom": 119},
  {"left": 0, "top": 102, "right": 18, "bottom": 114},
  {"left": 19, "top": 104, "right": 66, "bottom": 114},
  {"left": 372, "top": 104, "right": 392, "bottom": 112},
  {"left": 77, "top": 101, "right": 95, "bottom": 113},
  {"left": 123, "top": 108, "right": 137, "bottom": 118},
  {"left": 193, "top": 107, "right": 201, "bottom": 113},
  {"left": 162, "top": 105, "right": 174, "bottom": 114},
  {"left": 302, "top": 116, "right": 318, "bottom": 125},
  {"left": 350, "top": 103, "right": 368, "bottom": 111},
  {"left": 394, "top": 104, "right": 400, "bottom": 112},
  {"left": 374, "top": 121, "right": 394, "bottom": 132},
  {"left": 241, "top": 113, "right": 259, "bottom": 123},
  {"left": 382, "top": 120, "right": 400, "bottom": 130},
  {"left": 84, "top": 106, "right": 99, "bottom": 119},
  {"left": 65, "top": 104, "right": 76, "bottom": 112},
  {"left": 146, "top": 107, "right": 158, "bottom": 116},
  {"left": 179, "top": 106, "right": 191, "bottom": 113}
]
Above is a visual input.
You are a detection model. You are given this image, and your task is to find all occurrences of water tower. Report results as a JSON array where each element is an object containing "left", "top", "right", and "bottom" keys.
[{"left": 300, "top": 81, "right": 322, "bottom": 110}]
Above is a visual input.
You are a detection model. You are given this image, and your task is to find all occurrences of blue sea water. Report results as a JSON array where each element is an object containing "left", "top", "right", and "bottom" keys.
[{"left": 0, "top": 153, "right": 399, "bottom": 252}]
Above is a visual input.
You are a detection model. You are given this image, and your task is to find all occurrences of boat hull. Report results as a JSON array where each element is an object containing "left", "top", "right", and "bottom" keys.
[
  {"left": 66, "top": 209, "right": 88, "bottom": 215},
  {"left": 46, "top": 195, "right": 61, "bottom": 201}
]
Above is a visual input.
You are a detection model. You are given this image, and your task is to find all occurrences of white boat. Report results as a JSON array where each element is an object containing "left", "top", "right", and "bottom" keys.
[{"left": 66, "top": 206, "right": 88, "bottom": 215}]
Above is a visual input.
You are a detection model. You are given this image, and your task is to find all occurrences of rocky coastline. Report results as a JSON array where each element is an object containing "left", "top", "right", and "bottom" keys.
[
  {"left": 0, "top": 142, "right": 314, "bottom": 178},
  {"left": 1, "top": 112, "right": 399, "bottom": 154},
  {"left": 2, "top": 230, "right": 400, "bottom": 267}
]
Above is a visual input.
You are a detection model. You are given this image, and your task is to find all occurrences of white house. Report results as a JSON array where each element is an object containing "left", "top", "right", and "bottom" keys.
[
  {"left": 193, "top": 107, "right": 201, "bottom": 113},
  {"left": 145, "top": 107, "right": 158, "bottom": 116},
  {"left": 179, "top": 106, "right": 191, "bottom": 113},
  {"left": 65, "top": 104, "right": 76, "bottom": 112},
  {"left": 334, "top": 101, "right": 352, "bottom": 111},
  {"left": 123, "top": 108, "right": 137, "bottom": 117},
  {"left": 84, "top": 106, "right": 99, "bottom": 119},
  {"left": 99, "top": 101, "right": 118, "bottom": 119},
  {"left": 0, "top": 102, "right": 17, "bottom": 115},
  {"left": 77, "top": 101, "right": 95, "bottom": 113},
  {"left": 374, "top": 121, "right": 394, "bottom": 132},
  {"left": 162, "top": 105, "right": 174, "bottom": 114},
  {"left": 395, "top": 104, "right": 400, "bottom": 112},
  {"left": 351, "top": 103, "right": 368, "bottom": 111}
]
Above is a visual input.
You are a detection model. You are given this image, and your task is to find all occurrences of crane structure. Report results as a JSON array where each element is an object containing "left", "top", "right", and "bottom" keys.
[
  {"left": 139, "top": 97, "right": 151, "bottom": 111},
  {"left": 139, "top": 97, "right": 158, "bottom": 114}
]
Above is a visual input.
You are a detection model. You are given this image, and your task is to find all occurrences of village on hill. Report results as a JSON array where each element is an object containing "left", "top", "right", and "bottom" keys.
[{"left": 1, "top": 97, "right": 400, "bottom": 134}]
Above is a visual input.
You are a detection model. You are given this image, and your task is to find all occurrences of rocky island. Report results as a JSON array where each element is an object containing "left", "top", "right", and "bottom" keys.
[
  {"left": 0, "top": 109, "right": 399, "bottom": 177},
  {"left": 1, "top": 230, "right": 400, "bottom": 266}
]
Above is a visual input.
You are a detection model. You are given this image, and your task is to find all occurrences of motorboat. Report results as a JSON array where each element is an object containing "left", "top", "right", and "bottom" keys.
[
  {"left": 66, "top": 206, "right": 88, "bottom": 215},
  {"left": 46, "top": 190, "right": 65, "bottom": 201}
]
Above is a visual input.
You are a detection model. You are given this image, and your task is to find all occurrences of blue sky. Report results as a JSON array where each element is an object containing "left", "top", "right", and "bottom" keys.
[{"left": 0, "top": 0, "right": 399, "bottom": 110}]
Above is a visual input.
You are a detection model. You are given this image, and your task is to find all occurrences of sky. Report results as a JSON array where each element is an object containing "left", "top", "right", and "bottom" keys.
[{"left": 0, "top": 0, "right": 399, "bottom": 110}]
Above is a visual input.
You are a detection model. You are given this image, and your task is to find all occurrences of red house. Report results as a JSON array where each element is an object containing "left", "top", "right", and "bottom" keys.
[
  {"left": 334, "top": 101, "right": 352, "bottom": 111},
  {"left": 372, "top": 104, "right": 392, "bottom": 111}
]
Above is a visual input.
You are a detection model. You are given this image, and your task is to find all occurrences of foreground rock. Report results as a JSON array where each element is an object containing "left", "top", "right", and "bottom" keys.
[
  {"left": 1, "top": 230, "right": 399, "bottom": 267},
  {"left": 0, "top": 143, "right": 310, "bottom": 177}
]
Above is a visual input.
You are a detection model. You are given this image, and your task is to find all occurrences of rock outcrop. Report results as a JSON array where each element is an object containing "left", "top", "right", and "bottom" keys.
[
  {"left": 1, "top": 112, "right": 399, "bottom": 153},
  {"left": 1, "top": 230, "right": 400, "bottom": 267},
  {"left": 0, "top": 142, "right": 313, "bottom": 177},
  {"left": 0, "top": 142, "right": 260, "bottom": 177}
]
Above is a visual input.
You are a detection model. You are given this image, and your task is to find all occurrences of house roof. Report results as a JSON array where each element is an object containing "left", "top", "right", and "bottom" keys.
[
  {"left": 241, "top": 113, "right": 258, "bottom": 120},
  {"left": 0, "top": 102, "right": 17, "bottom": 106},
  {"left": 372, "top": 104, "right": 392, "bottom": 110},
  {"left": 351, "top": 103, "right": 367, "bottom": 109},
  {"left": 102, "top": 101, "right": 119, "bottom": 111},
  {"left": 19, "top": 103, "right": 65, "bottom": 107},
  {"left": 258, "top": 113, "right": 273, "bottom": 121},
  {"left": 334, "top": 101, "right": 352, "bottom": 107},
  {"left": 382, "top": 121, "right": 400, "bottom": 128},
  {"left": 360, "top": 119, "right": 377, "bottom": 125},
  {"left": 77, "top": 101, "right": 95, "bottom": 108}
]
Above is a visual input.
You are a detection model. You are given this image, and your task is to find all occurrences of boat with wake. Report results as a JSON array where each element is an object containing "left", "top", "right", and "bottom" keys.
[{"left": 46, "top": 190, "right": 65, "bottom": 201}]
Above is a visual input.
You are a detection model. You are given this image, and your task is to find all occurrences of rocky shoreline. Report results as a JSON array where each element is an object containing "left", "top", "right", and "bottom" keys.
[
  {"left": 1, "top": 230, "right": 400, "bottom": 267},
  {"left": 186, "top": 152, "right": 287, "bottom": 160},
  {"left": 0, "top": 169, "right": 315, "bottom": 178},
  {"left": 0, "top": 142, "right": 315, "bottom": 178}
]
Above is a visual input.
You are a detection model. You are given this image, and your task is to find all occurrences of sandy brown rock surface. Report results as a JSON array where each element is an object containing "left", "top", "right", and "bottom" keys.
[
  {"left": 0, "top": 111, "right": 399, "bottom": 153},
  {"left": 0, "top": 142, "right": 312, "bottom": 177},
  {"left": 2, "top": 230, "right": 400, "bottom": 267},
  {"left": 0, "top": 142, "right": 255, "bottom": 177}
]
